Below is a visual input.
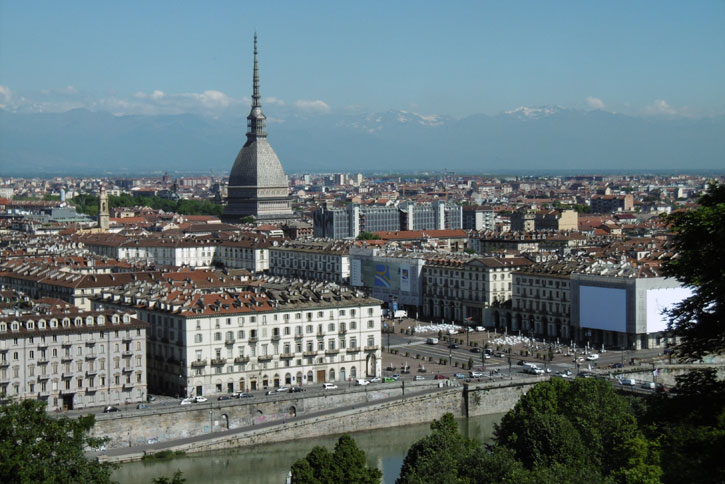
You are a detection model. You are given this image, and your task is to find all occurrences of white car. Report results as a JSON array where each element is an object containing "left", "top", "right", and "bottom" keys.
[
  {"left": 414, "top": 375, "right": 425, "bottom": 381},
  {"left": 475, "top": 326, "right": 485, "bottom": 332},
  {"left": 355, "top": 379, "right": 370, "bottom": 386},
  {"left": 193, "top": 396, "right": 208, "bottom": 403},
  {"left": 586, "top": 354, "right": 600, "bottom": 361},
  {"left": 276, "top": 387, "right": 290, "bottom": 393},
  {"left": 470, "top": 371, "right": 484, "bottom": 378},
  {"left": 369, "top": 376, "right": 381, "bottom": 383},
  {"left": 322, "top": 383, "right": 338, "bottom": 390},
  {"left": 180, "top": 398, "right": 194, "bottom": 405}
]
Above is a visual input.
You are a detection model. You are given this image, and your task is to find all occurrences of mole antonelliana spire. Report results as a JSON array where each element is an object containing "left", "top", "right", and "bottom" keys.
[{"left": 223, "top": 33, "right": 295, "bottom": 223}]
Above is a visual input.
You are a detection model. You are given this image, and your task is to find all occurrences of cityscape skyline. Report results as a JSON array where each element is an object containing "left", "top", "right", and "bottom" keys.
[{"left": 1, "top": 1, "right": 724, "bottom": 119}]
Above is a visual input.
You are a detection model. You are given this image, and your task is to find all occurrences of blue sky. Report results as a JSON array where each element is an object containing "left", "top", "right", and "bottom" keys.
[{"left": 1, "top": 1, "right": 723, "bottom": 118}]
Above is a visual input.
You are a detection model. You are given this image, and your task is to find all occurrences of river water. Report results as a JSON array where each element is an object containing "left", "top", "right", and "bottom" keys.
[{"left": 113, "top": 413, "right": 504, "bottom": 484}]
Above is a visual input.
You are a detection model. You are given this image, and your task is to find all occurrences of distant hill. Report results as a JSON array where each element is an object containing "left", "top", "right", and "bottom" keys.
[{"left": 1, "top": 107, "right": 723, "bottom": 176}]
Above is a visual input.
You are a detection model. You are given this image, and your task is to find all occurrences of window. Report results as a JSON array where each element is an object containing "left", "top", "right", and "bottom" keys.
[
  {"left": 350, "top": 321, "right": 357, "bottom": 330},
  {"left": 194, "top": 334, "right": 203, "bottom": 343},
  {"left": 367, "top": 320, "right": 374, "bottom": 329},
  {"left": 214, "top": 332, "right": 222, "bottom": 341}
]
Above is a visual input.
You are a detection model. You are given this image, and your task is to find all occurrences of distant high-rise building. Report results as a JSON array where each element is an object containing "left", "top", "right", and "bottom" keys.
[{"left": 223, "top": 34, "right": 294, "bottom": 223}]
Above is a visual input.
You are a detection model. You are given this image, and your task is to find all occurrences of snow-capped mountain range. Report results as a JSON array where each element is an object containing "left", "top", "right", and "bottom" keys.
[{"left": 1, "top": 106, "right": 723, "bottom": 175}]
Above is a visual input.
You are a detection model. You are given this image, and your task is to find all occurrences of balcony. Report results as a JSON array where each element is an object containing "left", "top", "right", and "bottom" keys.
[
  {"left": 280, "top": 353, "right": 295, "bottom": 359},
  {"left": 85, "top": 339, "right": 96, "bottom": 346},
  {"left": 364, "top": 345, "right": 379, "bottom": 352},
  {"left": 122, "top": 336, "right": 133, "bottom": 344},
  {"left": 86, "top": 369, "right": 98, "bottom": 376},
  {"left": 224, "top": 338, "right": 235, "bottom": 345},
  {"left": 61, "top": 355, "right": 73, "bottom": 363},
  {"left": 338, "top": 329, "right": 347, "bottom": 335},
  {"left": 122, "top": 351, "right": 133, "bottom": 358},
  {"left": 36, "top": 358, "right": 49, "bottom": 365},
  {"left": 294, "top": 333, "right": 303, "bottom": 339},
  {"left": 61, "top": 341, "right": 72, "bottom": 347},
  {"left": 123, "top": 383, "right": 135, "bottom": 390},
  {"left": 303, "top": 350, "right": 318, "bottom": 357},
  {"left": 37, "top": 341, "right": 49, "bottom": 349},
  {"left": 85, "top": 386, "right": 97, "bottom": 393},
  {"left": 271, "top": 334, "right": 281, "bottom": 342},
  {"left": 85, "top": 353, "right": 97, "bottom": 360},
  {"left": 37, "top": 374, "right": 49, "bottom": 381},
  {"left": 257, "top": 355, "right": 273, "bottom": 362},
  {"left": 346, "top": 347, "right": 360, "bottom": 353},
  {"left": 316, "top": 331, "right": 325, "bottom": 338},
  {"left": 248, "top": 337, "right": 258, "bottom": 344},
  {"left": 325, "top": 349, "right": 339, "bottom": 355},
  {"left": 0, "top": 361, "right": 8, "bottom": 368},
  {"left": 191, "top": 359, "right": 207, "bottom": 368},
  {"left": 122, "top": 367, "right": 134, "bottom": 373},
  {"left": 234, "top": 356, "right": 250, "bottom": 364},
  {"left": 211, "top": 358, "right": 227, "bottom": 366}
]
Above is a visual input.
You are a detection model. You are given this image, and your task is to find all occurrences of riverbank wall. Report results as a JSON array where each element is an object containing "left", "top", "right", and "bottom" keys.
[{"left": 95, "top": 379, "right": 538, "bottom": 463}]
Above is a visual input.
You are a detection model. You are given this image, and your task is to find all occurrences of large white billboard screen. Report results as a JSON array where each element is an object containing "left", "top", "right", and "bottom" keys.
[
  {"left": 579, "top": 286, "right": 627, "bottom": 332},
  {"left": 646, "top": 287, "right": 692, "bottom": 333}
]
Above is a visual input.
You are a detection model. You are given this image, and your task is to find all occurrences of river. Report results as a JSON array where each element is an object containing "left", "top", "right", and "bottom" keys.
[{"left": 113, "top": 413, "right": 504, "bottom": 484}]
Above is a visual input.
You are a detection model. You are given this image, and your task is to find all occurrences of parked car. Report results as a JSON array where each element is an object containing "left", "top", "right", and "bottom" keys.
[
  {"left": 289, "top": 386, "right": 304, "bottom": 393},
  {"left": 103, "top": 406, "right": 120, "bottom": 413},
  {"left": 136, "top": 403, "right": 149, "bottom": 410},
  {"left": 586, "top": 353, "right": 600, "bottom": 361},
  {"left": 454, "top": 373, "right": 466, "bottom": 379},
  {"left": 237, "top": 392, "right": 254, "bottom": 398},
  {"left": 484, "top": 349, "right": 493, "bottom": 356},
  {"left": 355, "top": 379, "right": 370, "bottom": 386},
  {"left": 322, "top": 383, "right": 338, "bottom": 390},
  {"left": 383, "top": 377, "right": 396, "bottom": 383},
  {"left": 448, "top": 344, "right": 460, "bottom": 349},
  {"left": 641, "top": 381, "right": 656, "bottom": 389},
  {"left": 619, "top": 378, "right": 637, "bottom": 386},
  {"left": 475, "top": 326, "right": 485, "bottom": 332},
  {"left": 495, "top": 352, "right": 507, "bottom": 358},
  {"left": 470, "top": 347, "right": 481, "bottom": 353},
  {"left": 470, "top": 371, "right": 484, "bottom": 378},
  {"left": 217, "top": 395, "right": 231, "bottom": 401},
  {"left": 146, "top": 395, "right": 157, "bottom": 402},
  {"left": 426, "top": 338, "right": 439, "bottom": 345},
  {"left": 434, "top": 374, "right": 447, "bottom": 380},
  {"left": 369, "top": 376, "right": 382, "bottom": 383},
  {"left": 180, "top": 398, "right": 194, "bottom": 405},
  {"left": 193, "top": 396, "right": 208, "bottom": 403},
  {"left": 391, "top": 374, "right": 401, "bottom": 380},
  {"left": 275, "top": 387, "right": 290, "bottom": 393},
  {"left": 414, "top": 375, "right": 425, "bottom": 381}
]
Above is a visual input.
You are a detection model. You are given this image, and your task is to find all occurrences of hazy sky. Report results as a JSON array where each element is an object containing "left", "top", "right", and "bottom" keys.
[{"left": 1, "top": 1, "right": 723, "bottom": 118}]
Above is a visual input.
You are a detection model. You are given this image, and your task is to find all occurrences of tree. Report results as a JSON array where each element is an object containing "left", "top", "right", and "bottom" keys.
[
  {"left": 356, "top": 232, "right": 381, "bottom": 241},
  {"left": 495, "top": 378, "right": 639, "bottom": 477},
  {"left": 663, "top": 182, "right": 725, "bottom": 360},
  {"left": 397, "top": 413, "right": 480, "bottom": 484},
  {"left": 0, "top": 399, "right": 115, "bottom": 483},
  {"left": 290, "top": 434, "right": 382, "bottom": 484}
]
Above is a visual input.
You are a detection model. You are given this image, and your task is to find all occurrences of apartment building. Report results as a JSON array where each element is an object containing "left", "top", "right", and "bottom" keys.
[
  {"left": 0, "top": 310, "right": 147, "bottom": 411},
  {"left": 509, "top": 260, "right": 577, "bottom": 340},
  {"left": 96, "top": 282, "right": 382, "bottom": 397},
  {"left": 268, "top": 240, "right": 352, "bottom": 284},
  {"left": 422, "top": 255, "right": 533, "bottom": 325}
]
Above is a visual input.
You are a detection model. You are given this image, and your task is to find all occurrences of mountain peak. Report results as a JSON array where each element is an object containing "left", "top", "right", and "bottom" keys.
[{"left": 502, "top": 105, "right": 565, "bottom": 119}]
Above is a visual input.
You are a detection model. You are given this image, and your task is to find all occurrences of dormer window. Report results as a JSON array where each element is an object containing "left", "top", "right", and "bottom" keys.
[
  {"left": 11, "top": 322, "right": 19, "bottom": 332},
  {"left": 74, "top": 318, "right": 82, "bottom": 327},
  {"left": 27, "top": 320, "right": 34, "bottom": 330},
  {"left": 50, "top": 319, "right": 58, "bottom": 328},
  {"left": 86, "top": 316, "right": 94, "bottom": 326},
  {"left": 97, "top": 316, "right": 105, "bottom": 325},
  {"left": 62, "top": 318, "right": 70, "bottom": 328},
  {"left": 38, "top": 320, "right": 46, "bottom": 329}
]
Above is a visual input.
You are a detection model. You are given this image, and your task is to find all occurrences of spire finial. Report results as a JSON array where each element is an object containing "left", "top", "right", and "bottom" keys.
[
  {"left": 245, "top": 32, "right": 267, "bottom": 144},
  {"left": 252, "top": 32, "right": 260, "bottom": 108}
]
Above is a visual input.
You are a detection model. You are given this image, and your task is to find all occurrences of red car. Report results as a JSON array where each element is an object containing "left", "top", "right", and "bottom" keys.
[{"left": 434, "top": 374, "right": 447, "bottom": 380}]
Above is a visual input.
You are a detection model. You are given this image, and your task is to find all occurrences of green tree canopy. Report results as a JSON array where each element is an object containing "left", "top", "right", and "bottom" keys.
[
  {"left": 495, "top": 378, "right": 640, "bottom": 477},
  {"left": 290, "top": 434, "right": 382, "bottom": 484},
  {"left": 0, "top": 399, "right": 115, "bottom": 483},
  {"left": 664, "top": 182, "right": 725, "bottom": 360},
  {"left": 356, "top": 231, "right": 381, "bottom": 241}
]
